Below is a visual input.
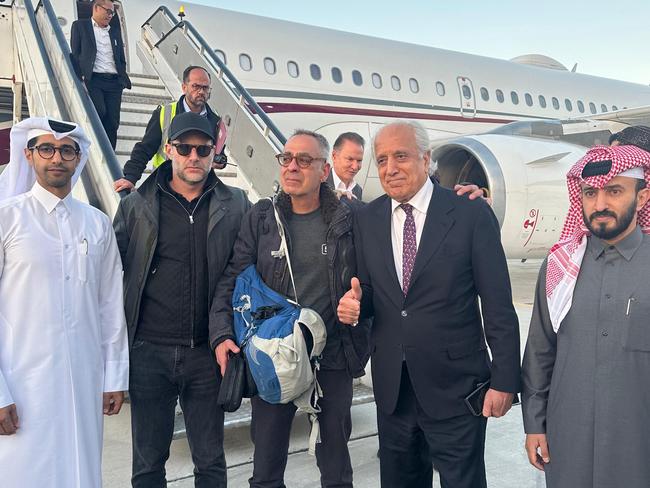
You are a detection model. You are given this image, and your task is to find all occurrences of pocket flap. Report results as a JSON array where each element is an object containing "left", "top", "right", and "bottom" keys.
[{"left": 447, "top": 338, "right": 487, "bottom": 359}]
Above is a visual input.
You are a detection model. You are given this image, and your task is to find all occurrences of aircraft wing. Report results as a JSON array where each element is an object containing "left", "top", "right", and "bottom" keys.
[{"left": 581, "top": 104, "right": 650, "bottom": 127}]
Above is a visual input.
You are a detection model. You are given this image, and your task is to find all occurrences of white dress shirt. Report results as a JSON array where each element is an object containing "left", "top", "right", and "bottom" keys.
[
  {"left": 332, "top": 169, "right": 359, "bottom": 196},
  {"left": 92, "top": 18, "right": 117, "bottom": 74},
  {"left": 390, "top": 178, "right": 434, "bottom": 288},
  {"left": 183, "top": 98, "right": 208, "bottom": 116},
  {"left": 0, "top": 182, "right": 128, "bottom": 487}
]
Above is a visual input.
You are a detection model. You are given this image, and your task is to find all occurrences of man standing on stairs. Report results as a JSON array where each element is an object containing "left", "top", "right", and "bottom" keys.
[
  {"left": 70, "top": 0, "right": 131, "bottom": 149},
  {"left": 114, "top": 65, "right": 227, "bottom": 193},
  {"left": 113, "top": 112, "right": 250, "bottom": 487}
]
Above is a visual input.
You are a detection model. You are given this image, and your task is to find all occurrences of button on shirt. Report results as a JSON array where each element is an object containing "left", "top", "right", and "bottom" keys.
[
  {"left": 390, "top": 178, "right": 433, "bottom": 288},
  {"left": 92, "top": 19, "right": 117, "bottom": 74}
]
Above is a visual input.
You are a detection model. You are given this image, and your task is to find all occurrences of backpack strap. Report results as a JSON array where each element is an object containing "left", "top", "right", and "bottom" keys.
[{"left": 268, "top": 197, "right": 299, "bottom": 305}]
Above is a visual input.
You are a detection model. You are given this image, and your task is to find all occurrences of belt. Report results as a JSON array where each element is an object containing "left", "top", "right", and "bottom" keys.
[{"left": 93, "top": 72, "right": 119, "bottom": 79}]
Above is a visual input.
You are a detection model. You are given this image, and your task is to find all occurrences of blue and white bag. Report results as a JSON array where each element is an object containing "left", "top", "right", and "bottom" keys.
[{"left": 232, "top": 198, "right": 327, "bottom": 453}]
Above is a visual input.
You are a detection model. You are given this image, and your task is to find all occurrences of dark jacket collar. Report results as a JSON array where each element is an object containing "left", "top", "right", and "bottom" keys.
[{"left": 275, "top": 182, "right": 344, "bottom": 226}]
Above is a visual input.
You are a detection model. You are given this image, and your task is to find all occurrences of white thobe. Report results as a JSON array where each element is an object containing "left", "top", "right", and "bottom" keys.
[{"left": 0, "top": 182, "right": 129, "bottom": 487}]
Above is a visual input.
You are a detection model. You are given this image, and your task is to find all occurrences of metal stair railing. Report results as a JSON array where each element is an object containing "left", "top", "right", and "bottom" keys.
[
  {"left": 12, "top": 0, "right": 125, "bottom": 216},
  {"left": 138, "top": 6, "right": 287, "bottom": 199}
]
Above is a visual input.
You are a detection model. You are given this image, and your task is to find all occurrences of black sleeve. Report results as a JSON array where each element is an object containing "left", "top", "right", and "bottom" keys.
[
  {"left": 208, "top": 205, "right": 259, "bottom": 349},
  {"left": 354, "top": 209, "right": 374, "bottom": 320},
  {"left": 69, "top": 21, "right": 82, "bottom": 80},
  {"left": 122, "top": 107, "right": 164, "bottom": 184},
  {"left": 112, "top": 199, "right": 130, "bottom": 265},
  {"left": 470, "top": 201, "right": 521, "bottom": 393}
]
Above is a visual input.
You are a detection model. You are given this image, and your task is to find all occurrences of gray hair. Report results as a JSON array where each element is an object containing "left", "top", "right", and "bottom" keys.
[
  {"left": 290, "top": 129, "right": 330, "bottom": 160},
  {"left": 371, "top": 120, "right": 433, "bottom": 175}
]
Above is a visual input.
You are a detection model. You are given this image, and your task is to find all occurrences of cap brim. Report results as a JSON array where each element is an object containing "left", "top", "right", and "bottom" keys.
[{"left": 169, "top": 127, "right": 215, "bottom": 143}]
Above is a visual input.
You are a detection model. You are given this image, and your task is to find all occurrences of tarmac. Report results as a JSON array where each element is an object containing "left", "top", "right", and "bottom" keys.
[{"left": 103, "top": 259, "right": 548, "bottom": 487}]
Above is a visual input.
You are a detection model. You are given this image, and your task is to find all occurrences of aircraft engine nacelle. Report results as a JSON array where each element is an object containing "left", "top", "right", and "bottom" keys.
[{"left": 432, "top": 134, "right": 588, "bottom": 259}]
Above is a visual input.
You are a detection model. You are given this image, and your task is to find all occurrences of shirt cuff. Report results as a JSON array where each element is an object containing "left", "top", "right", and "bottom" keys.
[
  {"left": 104, "top": 360, "right": 129, "bottom": 393},
  {"left": 0, "top": 371, "right": 14, "bottom": 408}
]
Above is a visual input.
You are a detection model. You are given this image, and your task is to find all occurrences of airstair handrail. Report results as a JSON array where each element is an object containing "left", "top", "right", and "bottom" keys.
[
  {"left": 143, "top": 5, "right": 286, "bottom": 147},
  {"left": 28, "top": 0, "right": 125, "bottom": 214}
]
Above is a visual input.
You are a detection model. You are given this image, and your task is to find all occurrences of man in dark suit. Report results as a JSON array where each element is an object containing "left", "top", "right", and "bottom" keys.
[
  {"left": 326, "top": 132, "right": 364, "bottom": 200},
  {"left": 70, "top": 0, "right": 131, "bottom": 149},
  {"left": 337, "top": 120, "right": 521, "bottom": 488}
]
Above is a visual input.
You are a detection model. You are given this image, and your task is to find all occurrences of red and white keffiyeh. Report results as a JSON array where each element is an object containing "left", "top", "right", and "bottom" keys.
[{"left": 546, "top": 145, "right": 650, "bottom": 332}]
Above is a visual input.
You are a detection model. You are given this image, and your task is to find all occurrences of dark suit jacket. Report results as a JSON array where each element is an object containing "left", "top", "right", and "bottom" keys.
[
  {"left": 70, "top": 18, "right": 131, "bottom": 89},
  {"left": 326, "top": 171, "right": 362, "bottom": 200},
  {"left": 356, "top": 179, "right": 520, "bottom": 419}
]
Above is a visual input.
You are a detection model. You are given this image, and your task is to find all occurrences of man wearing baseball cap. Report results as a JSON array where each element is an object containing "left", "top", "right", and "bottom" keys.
[
  {"left": 114, "top": 111, "right": 251, "bottom": 487},
  {"left": 522, "top": 144, "right": 650, "bottom": 487}
]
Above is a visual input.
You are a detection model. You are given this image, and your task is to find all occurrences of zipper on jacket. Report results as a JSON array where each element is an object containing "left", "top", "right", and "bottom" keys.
[{"left": 157, "top": 181, "right": 217, "bottom": 347}]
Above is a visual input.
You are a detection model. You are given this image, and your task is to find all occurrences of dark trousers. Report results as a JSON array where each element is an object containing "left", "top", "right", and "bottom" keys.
[
  {"left": 86, "top": 73, "right": 123, "bottom": 149},
  {"left": 129, "top": 340, "right": 226, "bottom": 488},
  {"left": 249, "top": 369, "right": 353, "bottom": 488},
  {"left": 377, "top": 365, "right": 487, "bottom": 488}
]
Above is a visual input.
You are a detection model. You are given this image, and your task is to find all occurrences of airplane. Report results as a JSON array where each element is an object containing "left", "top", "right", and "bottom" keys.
[{"left": 3, "top": 0, "right": 650, "bottom": 259}]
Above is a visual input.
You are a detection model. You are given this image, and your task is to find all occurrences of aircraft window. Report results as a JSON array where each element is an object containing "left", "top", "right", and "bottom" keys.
[
  {"left": 391, "top": 75, "right": 401, "bottom": 91},
  {"left": 239, "top": 53, "right": 252, "bottom": 72},
  {"left": 577, "top": 100, "right": 585, "bottom": 113},
  {"left": 462, "top": 85, "right": 471, "bottom": 99},
  {"left": 372, "top": 73, "right": 383, "bottom": 89},
  {"left": 589, "top": 102, "right": 597, "bottom": 114},
  {"left": 409, "top": 78, "right": 420, "bottom": 93},
  {"left": 352, "top": 70, "right": 363, "bottom": 86},
  {"left": 511, "top": 91, "right": 519, "bottom": 105},
  {"left": 263, "top": 57, "right": 276, "bottom": 75},
  {"left": 310, "top": 64, "right": 322, "bottom": 81},
  {"left": 552, "top": 97, "right": 560, "bottom": 109},
  {"left": 601, "top": 103, "right": 608, "bottom": 112},
  {"left": 525, "top": 93, "right": 533, "bottom": 106},
  {"left": 496, "top": 89, "right": 504, "bottom": 103},
  {"left": 565, "top": 98, "right": 573, "bottom": 111},
  {"left": 214, "top": 49, "right": 227, "bottom": 65},
  {"left": 612, "top": 105, "right": 619, "bottom": 111},
  {"left": 435, "top": 81, "right": 445, "bottom": 96},
  {"left": 480, "top": 87, "right": 489, "bottom": 101},
  {"left": 539, "top": 95, "right": 547, "bottom": 108},
  {"left": 288, "top": 61, "right": 299, "bottom": 78},
  {"left": 331, "top": 67, "right": 342, "bottom": 83}
]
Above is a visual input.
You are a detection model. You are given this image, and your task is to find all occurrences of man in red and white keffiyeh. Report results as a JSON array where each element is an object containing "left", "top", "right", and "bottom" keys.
[{"left": 545, "top": 144, "right": 650, "bottom": 331}]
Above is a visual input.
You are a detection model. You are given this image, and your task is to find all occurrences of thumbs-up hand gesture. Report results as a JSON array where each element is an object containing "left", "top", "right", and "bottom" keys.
[{"left": 337, "top": 277, "right": 362, "bottom": 326}]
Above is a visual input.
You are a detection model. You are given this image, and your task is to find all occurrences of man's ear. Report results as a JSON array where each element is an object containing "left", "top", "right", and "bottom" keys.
[
  {"left": 321, "top": 162, "right": 331, "bottom": 182},
  {"left": 636, "top": 187, "right": 650, "bottom": 211},
  {"left": 24, "top": 147, "right": 34, "bottom": 166}
]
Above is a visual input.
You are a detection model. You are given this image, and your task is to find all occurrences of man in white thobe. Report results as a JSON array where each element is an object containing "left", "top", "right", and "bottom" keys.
[{"left": 0, "top": 117, "right": 129, "bottom": 487}]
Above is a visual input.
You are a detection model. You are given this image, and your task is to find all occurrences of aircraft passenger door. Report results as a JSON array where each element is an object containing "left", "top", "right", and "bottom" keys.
[{"left": 457, "top": 77, "right": 476, "bottom": 118}]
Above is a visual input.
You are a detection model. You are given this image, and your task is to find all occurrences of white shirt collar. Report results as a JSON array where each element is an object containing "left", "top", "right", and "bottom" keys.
[
  {"left": 31, "top": 182, "right": 73, "bottom": 214},
  {"left": 183, "top": 98, "right": 208, "bottom": 117},
  {"left": 391, "top": 177, "right": 433, "bottom": 215},
  {"left": 91, "top": 18, "right": 110, "bottom": 31},
  {"left": 331, "top": 169, "right": 357, "bottom": 193}
]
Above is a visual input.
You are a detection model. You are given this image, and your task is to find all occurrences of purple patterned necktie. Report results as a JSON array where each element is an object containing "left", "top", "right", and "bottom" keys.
[{"left": 401, "top": 203, "right": 417, "bottom": 295}]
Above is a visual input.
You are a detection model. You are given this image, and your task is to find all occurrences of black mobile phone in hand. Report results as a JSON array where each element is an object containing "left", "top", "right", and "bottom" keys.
[{"left": 464, "top": 380, "right": 490, "bottom": 417}]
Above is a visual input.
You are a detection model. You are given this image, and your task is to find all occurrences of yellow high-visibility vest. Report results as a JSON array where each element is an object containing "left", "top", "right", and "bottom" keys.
[{"left": 150, "top": 101, "right": 178, "bottom": 168}]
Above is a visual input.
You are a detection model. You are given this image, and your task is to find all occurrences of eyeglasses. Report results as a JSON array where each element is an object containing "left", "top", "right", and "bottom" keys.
[
  {"left": 28, "top": 144, "right": 80, "bottom": 161},
  {"left": 275, "top": 153, "right": 326, "bottom": 169},
  {"left": 189, "top": 83, "right": 211, "bottom": 93},
  {"left": 96, "top": 4, "right": 115, "bottom": 16},
  {"left": 171, "top": 143, "right": 214, "bottom": 157}
]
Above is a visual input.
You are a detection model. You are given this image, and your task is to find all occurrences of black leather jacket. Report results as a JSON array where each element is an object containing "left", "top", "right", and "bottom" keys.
[
  {"left": 209, "top": 184, "right": 370, "bottom": 377},
  {"left": 113, "top": 161, "right": 251, "bottom": 346}
]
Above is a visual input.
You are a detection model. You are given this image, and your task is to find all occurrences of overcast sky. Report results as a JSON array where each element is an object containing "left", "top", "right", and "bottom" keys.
[{"left": 187, "top": 0, "right": 650, "bottom": 85}]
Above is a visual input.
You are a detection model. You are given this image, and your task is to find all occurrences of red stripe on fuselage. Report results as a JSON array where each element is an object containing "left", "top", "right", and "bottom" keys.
[{"left": 257, "top": 102, "right": 514, "bottom": 124}]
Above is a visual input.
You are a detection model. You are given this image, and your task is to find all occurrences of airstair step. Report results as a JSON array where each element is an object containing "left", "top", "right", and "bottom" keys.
[{"left": 128, "top": 72, "right": 160, "bottom": 80}]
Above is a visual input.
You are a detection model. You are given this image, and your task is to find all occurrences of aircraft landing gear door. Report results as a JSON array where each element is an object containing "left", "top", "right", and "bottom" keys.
[{"left": 457, "top": 77, "right": 476, "bottom": 118}]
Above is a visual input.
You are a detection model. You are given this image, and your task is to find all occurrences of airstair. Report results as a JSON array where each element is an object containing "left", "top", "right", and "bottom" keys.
[{"left": 2, "top": 0, "right": 373, "bottom": 437}]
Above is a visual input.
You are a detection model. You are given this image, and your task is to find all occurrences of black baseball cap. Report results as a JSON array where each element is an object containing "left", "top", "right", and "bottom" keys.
[{"left": 168, "top": 112, "right": 214, "bottom": 143}]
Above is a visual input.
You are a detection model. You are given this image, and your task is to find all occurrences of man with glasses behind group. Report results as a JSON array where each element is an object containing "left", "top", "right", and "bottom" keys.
[
  {"left": 70, "top": 0, "right": 131, "bottom": 149},
  {"left": 114, "top": 112, "right": 250, "bottom": 487},
  {"left": 114, "top": 65, "right": 227, "bottom": 193}
]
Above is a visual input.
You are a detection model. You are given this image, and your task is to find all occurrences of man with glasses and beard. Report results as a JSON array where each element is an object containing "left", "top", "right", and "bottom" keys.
[
  {"left": 522, "top": 144, "right": 650, "bottom": 488},
  {"left": 114, "top": 65, "right": 228, "bottom": 193},
  {"left": 113, "top": 112, "right": 250, "bottom": 487}
]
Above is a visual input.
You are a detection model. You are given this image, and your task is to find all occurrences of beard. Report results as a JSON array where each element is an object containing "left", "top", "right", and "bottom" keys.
[{"left": 583, "top": 199, "right": 637, "bottom": 241}]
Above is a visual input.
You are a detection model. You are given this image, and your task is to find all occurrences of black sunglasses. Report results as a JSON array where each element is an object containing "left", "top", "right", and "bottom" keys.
[{"left": 171, "top": 143, "right": 214, "bottom": 158}]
